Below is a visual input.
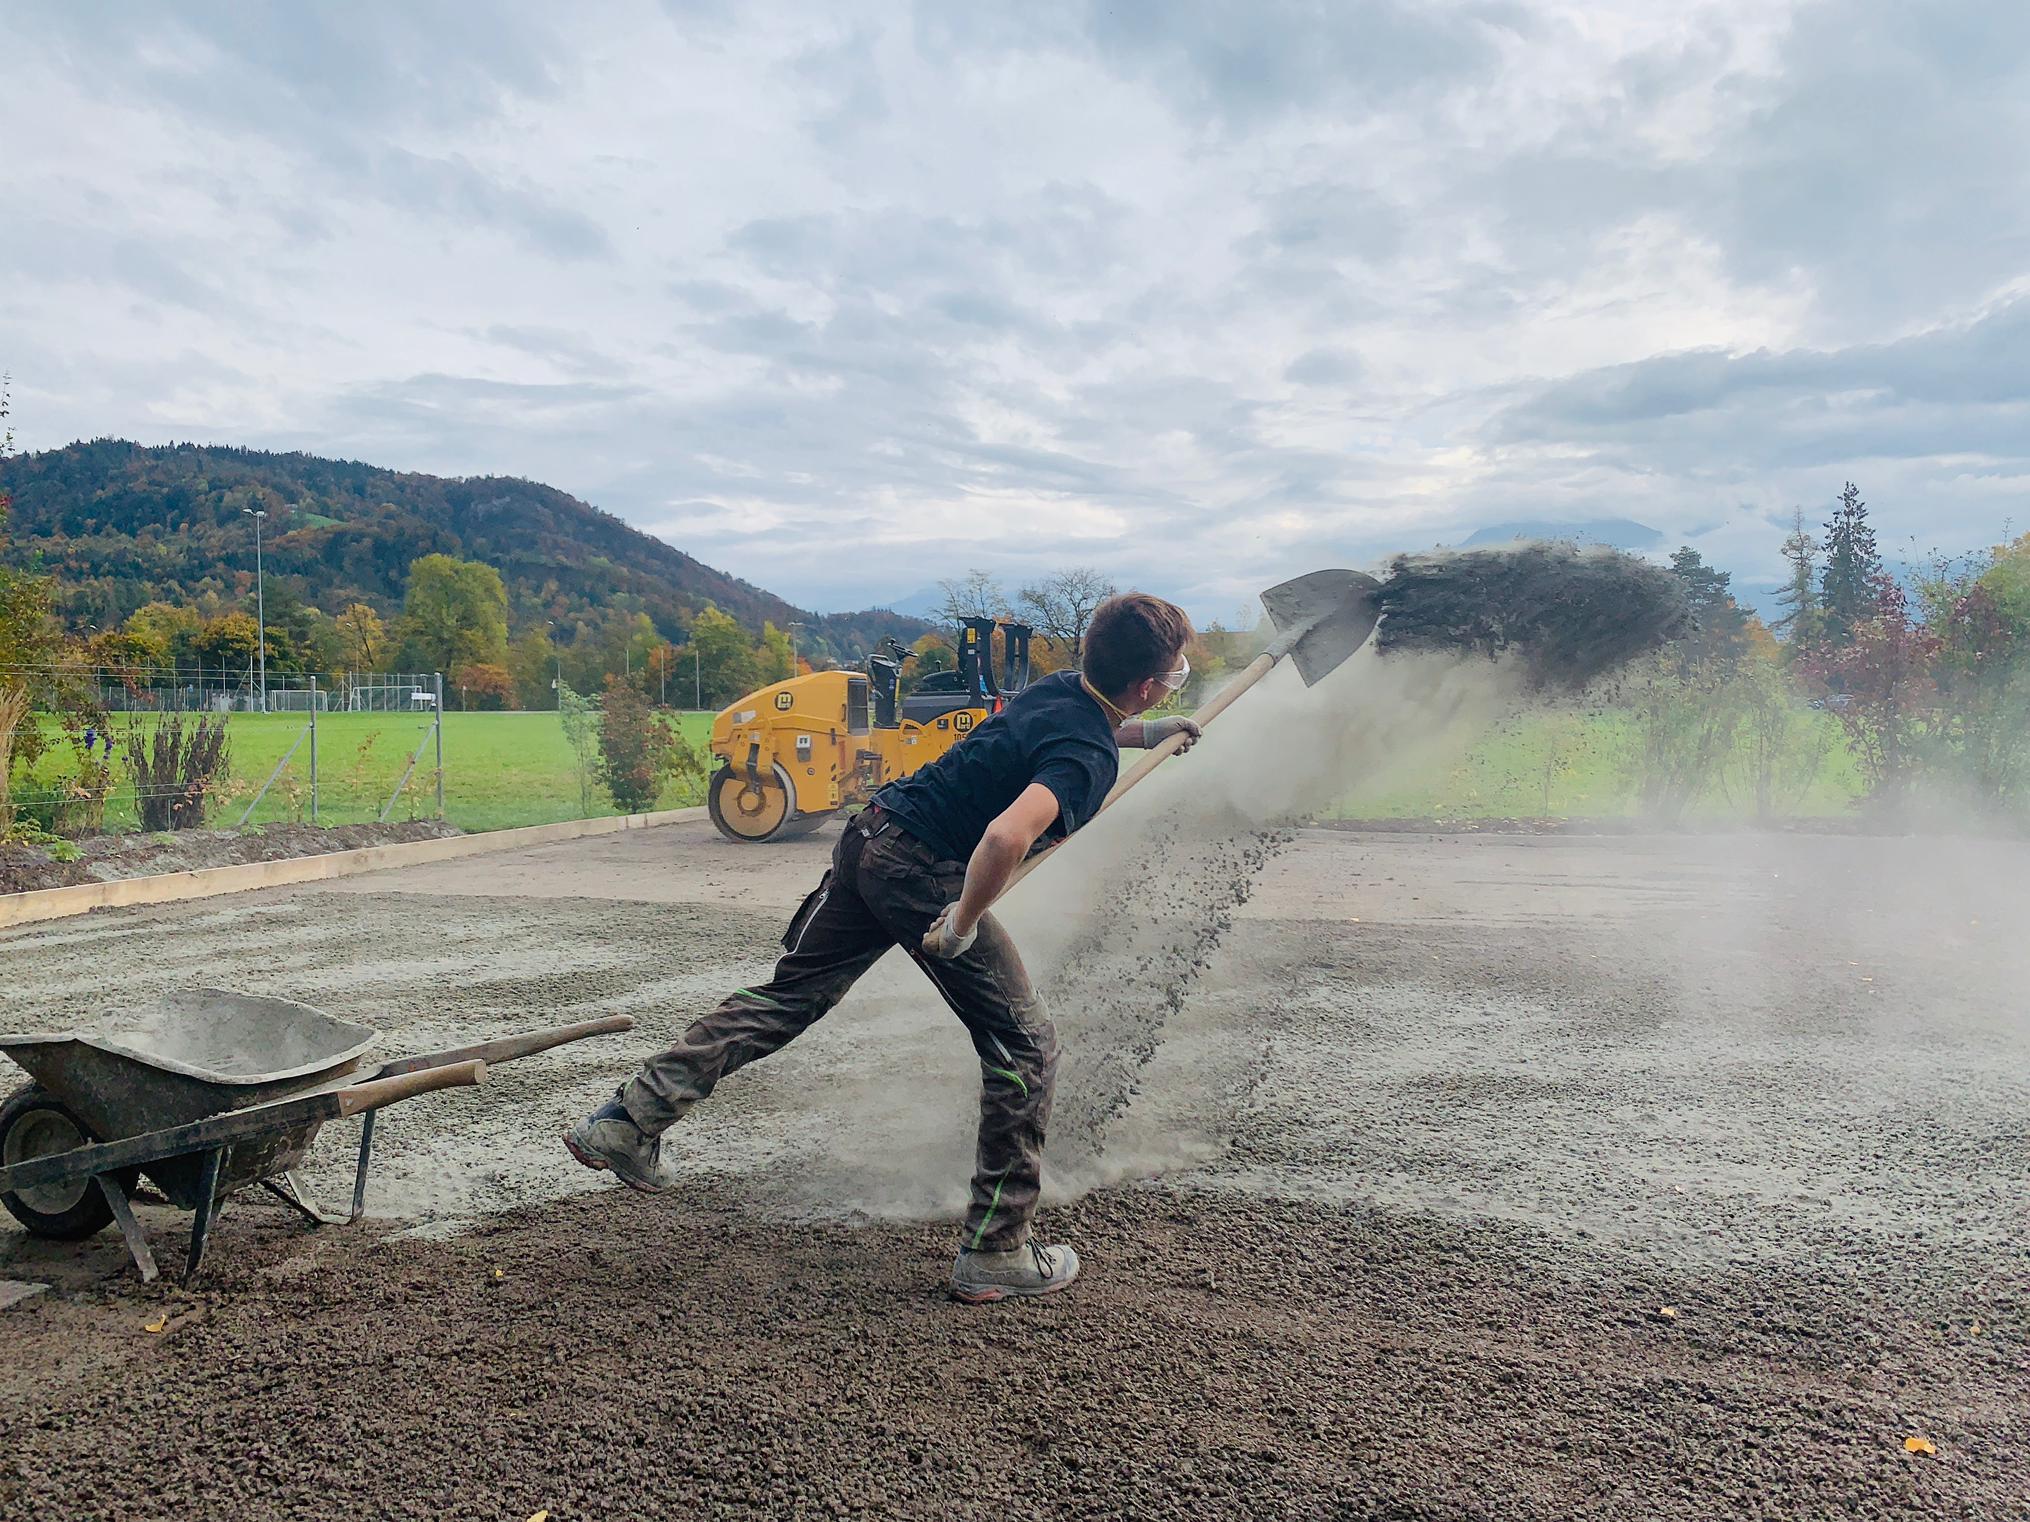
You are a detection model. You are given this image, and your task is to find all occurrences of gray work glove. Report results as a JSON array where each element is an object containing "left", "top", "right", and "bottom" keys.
[
  {"left": 922, "top": 903, "right": 979, "bottom": 960},
  {"left": 1142, "top": 716, "right": 1202, "bottom": 751}
]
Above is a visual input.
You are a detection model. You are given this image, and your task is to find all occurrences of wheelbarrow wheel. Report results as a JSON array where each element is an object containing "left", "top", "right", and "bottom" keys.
[{"left": 0, "top": 1085, "right": 115, "bottom": 1240}]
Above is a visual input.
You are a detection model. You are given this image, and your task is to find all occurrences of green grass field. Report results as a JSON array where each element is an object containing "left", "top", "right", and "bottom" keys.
[
  {"left": 12, "top": 710, "right": 717, "bottom": 835},
  {"left": 12, "top": 703, "right": 1872, "bottom": 838},
  {"left": 1330, "top": 707, "right": 1865, "bottom": 821}
]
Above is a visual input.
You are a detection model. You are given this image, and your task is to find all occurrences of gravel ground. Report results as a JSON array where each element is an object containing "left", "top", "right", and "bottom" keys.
[{"left": 1, "top": 821, "right": 2025, "bottom": 1519}]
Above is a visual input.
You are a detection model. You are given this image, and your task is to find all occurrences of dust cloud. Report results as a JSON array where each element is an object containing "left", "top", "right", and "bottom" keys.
[{"left": 1002, "top": 648, "right": 1523, "bottom": 1183}]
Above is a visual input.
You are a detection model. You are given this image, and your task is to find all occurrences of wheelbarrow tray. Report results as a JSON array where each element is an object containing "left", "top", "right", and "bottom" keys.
[{"left": 0, "top": 989, "right": 379, "bottom": 1210}]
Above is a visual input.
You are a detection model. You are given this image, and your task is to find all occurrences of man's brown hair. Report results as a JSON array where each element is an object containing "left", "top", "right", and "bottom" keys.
[{"left": 1082, "top": 593, "right": 1194, "bottom": 696}]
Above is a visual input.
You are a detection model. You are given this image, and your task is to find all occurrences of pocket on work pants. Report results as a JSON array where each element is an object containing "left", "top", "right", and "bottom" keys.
[{"left": 781, "top": 870, "right": 834, "bottom": 954}]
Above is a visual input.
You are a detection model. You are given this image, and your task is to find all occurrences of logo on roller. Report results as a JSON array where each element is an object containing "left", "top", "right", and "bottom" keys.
[
  {"left": 953, "top": 711, "right": 974, "bottom": 733},
  {"left": 774, "top": 691, "right": 793, "bottom": 711}
]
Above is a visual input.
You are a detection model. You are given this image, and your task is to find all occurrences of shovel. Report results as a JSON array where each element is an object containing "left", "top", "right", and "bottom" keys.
[{"left": 1005, "top": 567, "right": 1382, "bottom": 891}]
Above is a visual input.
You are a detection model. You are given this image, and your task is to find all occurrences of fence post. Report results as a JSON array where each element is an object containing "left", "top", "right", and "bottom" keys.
[
  {"left": 309, "top": 675, "right": 319, "bottom": 825},
  {"left": 434, "top": 672, "right": 446, "bottom": 819}
]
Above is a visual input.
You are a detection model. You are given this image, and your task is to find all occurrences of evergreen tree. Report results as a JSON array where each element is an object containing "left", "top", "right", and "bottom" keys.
[
  {"left": 1819, "top": 483, "right": 1881, "bottom": 645},
  {"left": 1666, "top": 546, "right": 1749, "bottom": 671},
  {"left": 1772, "top": 508, "right": 1820, "bottom": 646}
]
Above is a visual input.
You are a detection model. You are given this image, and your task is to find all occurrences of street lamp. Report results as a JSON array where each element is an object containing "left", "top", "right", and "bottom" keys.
[
  {"left": 788, "top": 620, "right": 807, "bottom": 671},
  {"left": 545, "top": 619, "right": 563, "bottom": 708},
  {"left": 243, "top": 506, "right": 268, "bottom": 713}
]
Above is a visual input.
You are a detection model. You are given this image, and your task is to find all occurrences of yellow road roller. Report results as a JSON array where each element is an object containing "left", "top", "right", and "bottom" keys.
[{"left": 706, "top": 618, "right": 1033, "bottom": 842}]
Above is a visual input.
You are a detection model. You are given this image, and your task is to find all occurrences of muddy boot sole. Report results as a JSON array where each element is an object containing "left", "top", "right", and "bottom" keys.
[
  {"left": 562, "top": 1129, "right": 670, "bottom": 1196},
  {"left": 950, "top": 1272, "right": 1080, "bottom": 1305}
]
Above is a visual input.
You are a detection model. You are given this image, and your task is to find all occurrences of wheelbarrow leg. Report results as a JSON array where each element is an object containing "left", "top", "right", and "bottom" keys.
[
  {"left": 94, "top": 1174, "right": 160, "bottom": 1285},
  {"left": 184, "top": 1147, "right": 224, "bottom": 1281},
  {"left": 351, "top": 1109, "right": 376, "bottom": 1222},
  {"left": 258, "top": 1108, "right": 378, "bottom": 1228}
]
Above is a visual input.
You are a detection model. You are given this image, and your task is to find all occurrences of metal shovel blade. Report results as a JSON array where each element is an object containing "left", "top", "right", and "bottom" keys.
[{"left": 1260, "top": 568, "right": 1383, "bottom": 686}]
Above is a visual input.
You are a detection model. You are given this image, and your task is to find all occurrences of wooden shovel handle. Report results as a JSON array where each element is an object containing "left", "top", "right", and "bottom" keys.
[
  {"left": 1007, "top": 649, "right": 1281, "bottom": 892},
  {"left": 336, "top": 1059, "right": 487, "bottom": 1119}
]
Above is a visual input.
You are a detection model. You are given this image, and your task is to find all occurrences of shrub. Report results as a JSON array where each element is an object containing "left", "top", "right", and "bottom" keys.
[{"left": 126, "top": 714, "right": 232, "bottom": 831}]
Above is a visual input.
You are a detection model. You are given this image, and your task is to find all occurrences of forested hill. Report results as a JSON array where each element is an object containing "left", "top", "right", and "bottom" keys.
[{"left": 0, "top": 439, "right": 924, "bottom": 655}]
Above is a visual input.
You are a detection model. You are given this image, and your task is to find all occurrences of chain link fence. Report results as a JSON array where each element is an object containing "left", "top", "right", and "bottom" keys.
[{"left": 1, "top": 668, "right": 447, "bottom": 837}]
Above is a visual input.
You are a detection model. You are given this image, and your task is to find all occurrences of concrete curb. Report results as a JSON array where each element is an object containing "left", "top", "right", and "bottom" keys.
[{"left": 0, "top": 807, "right": 711, "bottom": 932}]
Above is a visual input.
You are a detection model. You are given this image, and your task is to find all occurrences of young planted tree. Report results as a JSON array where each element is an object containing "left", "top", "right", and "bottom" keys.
[
  {"left": 1802, "top": 575, "right": 1938, "bottom": 804},
  {"left": 557, "top": 680, "right": 601, "bottom": 817},
  {"left": 595, "top": 675, "right": 704, "bottom": 814},
  {"left": 1623, "top": 548, "right": 1752, "bottom": 822},
  {"left": 1727, "top": 637, "right": 1834, "bottom": 821}
]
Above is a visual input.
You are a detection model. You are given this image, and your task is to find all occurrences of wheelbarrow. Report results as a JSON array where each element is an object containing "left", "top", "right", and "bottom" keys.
[{"left": 0, "top": 988, "right": 633, "bottom": 1282}]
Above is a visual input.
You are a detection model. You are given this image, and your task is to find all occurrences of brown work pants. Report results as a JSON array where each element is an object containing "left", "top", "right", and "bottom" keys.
[{"left": 621, "top": 810, "right": 1058, "bottom": 1253}]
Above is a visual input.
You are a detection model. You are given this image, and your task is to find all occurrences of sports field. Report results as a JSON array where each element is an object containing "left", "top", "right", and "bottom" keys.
[
  {"left": 1334, "top": 707, "right": 1865, "bottom": 822},
  {"left": 12, "top": 710, "right": 718, "bottom": 835},
  {"left": 12, "top": 704, "right": 1867, "bottom": 837}
]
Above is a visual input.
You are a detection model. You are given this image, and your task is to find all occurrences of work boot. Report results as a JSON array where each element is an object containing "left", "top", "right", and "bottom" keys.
[
  {"left": 950, "top": 1240, "right": 1081, "bottom": 1304},
  {"left": 563, "top": 1093, "right": 676, "bottom": 1195}
]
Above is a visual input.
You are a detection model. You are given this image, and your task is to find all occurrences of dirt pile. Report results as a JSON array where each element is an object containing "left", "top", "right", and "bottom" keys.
[{"left": 1376, "top": 542, "right": 1687, "bottom": 690}]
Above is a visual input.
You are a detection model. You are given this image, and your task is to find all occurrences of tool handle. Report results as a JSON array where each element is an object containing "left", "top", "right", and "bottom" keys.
[
  {"left": 1006, "top": 649, "right": 1280, "bottom": 892},
  {"left": 336, "top": 1059, "right": 486, "bottom": 1119},
  {"left": 372, "top": 1015, "right": 637, "bottom": 1078}
]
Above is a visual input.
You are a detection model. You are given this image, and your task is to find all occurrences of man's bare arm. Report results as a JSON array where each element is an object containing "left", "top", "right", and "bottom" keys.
[{"left": 948, "top": 782, "right": 1061, "bottom": 936}]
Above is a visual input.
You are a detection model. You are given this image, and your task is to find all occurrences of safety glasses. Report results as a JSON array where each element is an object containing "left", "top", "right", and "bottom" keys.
[{"left": 1156, "top": 654, "right": 1190, "bottom": 692}]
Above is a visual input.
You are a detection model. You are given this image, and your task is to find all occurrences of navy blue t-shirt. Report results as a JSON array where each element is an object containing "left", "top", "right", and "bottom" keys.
[{"left": 874, "top": 670, "right": 1119, "bottom": 862}]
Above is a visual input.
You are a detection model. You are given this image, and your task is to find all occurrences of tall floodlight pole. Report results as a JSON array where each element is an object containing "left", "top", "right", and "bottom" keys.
[
  {"left": 694, "top": 643, "right": 701, "bottom": 708},
  {"left": 788, "top": 620, "right": 806, "bottom": 672},
  {"left": 243, "top": 506, "right": 268, "bottom": 712},
  {"left": 546, "top": 619, "right": 563, "bottom": 709}
]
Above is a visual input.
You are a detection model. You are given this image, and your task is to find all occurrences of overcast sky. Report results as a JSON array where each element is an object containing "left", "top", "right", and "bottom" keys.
[{"left": 4, "top": 1, "right": 2027, "bottom": 620}]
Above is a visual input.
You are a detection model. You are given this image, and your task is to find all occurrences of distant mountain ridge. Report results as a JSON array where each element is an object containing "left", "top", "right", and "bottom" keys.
[{"left": 0, "top": 440, "right": 928, "bottom": 656}]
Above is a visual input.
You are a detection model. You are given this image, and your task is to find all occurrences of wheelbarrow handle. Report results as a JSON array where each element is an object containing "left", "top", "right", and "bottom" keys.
[
  {"left": 336, "top": 1059, "right": 487, "bottom": 1119},
  {"left": 368, "top": 1015, "right": 637, "bottom": 1080}
]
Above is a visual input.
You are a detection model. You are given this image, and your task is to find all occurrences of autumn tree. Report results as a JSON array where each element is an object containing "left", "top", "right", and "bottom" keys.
[
  {"left": 126, "top": 602, "right": 204, "bottom": 670},
  {"left": 508, "top": 628, "right": 559, "bottom": 709},
  {"left": 396, "top": 554, "right": 508, "bottom": 673},
  {"left": 336, "top": 602, "right": 387, "bottom": 673},
  {"left": 683, "top": 606, "right": 763, "bottom": 707},
  {"left": 452, "top": 662, "right": 516, "bottom": 711},
  {"left": 756, "top": 621, "right": 795, "bottom": 684},
  {"left": 195, "top": 611, "right": 260, "bottom": 674}
]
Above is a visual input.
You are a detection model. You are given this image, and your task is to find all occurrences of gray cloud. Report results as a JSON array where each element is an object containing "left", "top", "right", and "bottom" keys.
[{"left": 3, "top": 0, "right": 2027, "bottom": 621}]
